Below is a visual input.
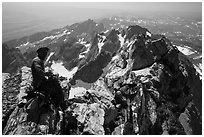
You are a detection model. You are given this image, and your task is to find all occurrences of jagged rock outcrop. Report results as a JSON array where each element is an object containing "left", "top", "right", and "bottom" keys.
[
  {"left": 2, "top": 67, "right": 67, "bottom": 135},
  {"left": 69, "top": 28, "right": 201, "bottom": 134},
  {"left": 64, "top": 78, "right": 117, "bottom": 135},
  {"left": 125, "top": 25, "right": 150, "bottom": 40},
  {"left": 72, "top": 30, "right": 122, "bottom": 83},
  {"left": 73, "top": 50, "right": 112, "bottom": 83},
  {"left": 59, "top": 42, "right": 85, "bottom": 70},
  {"left": 2, "top": 24, "right": 202, "bottom": 135},
  {"left": 2, "top": 73, "right": 21, "bottom": 130}
]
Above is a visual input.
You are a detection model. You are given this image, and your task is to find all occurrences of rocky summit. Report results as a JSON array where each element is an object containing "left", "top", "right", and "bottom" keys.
[{"left": 2, "top": 20, "right": 202, "bottom": 135}]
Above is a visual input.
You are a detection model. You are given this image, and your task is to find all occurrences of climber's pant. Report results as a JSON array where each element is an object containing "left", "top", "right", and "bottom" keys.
[{"left": 34, "top": 80, "right": 65, "bottom": 109}]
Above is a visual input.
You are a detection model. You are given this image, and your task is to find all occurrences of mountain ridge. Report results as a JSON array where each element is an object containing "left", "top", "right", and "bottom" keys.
[
  {"left": 2, "top": 16, "right": 202, "bottom": 77},
  {"left": 2, "top": 17, "right": 202, "bottom": 135}
]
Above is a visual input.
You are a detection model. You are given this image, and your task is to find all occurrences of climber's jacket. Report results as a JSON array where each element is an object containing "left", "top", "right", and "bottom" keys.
[{"left": 31, "top": 56, "right": 47, "bottom": 88}]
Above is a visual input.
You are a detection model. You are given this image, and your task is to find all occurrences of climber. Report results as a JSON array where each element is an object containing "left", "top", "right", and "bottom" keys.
[
  {"left": 31, "top": 47, "right": 51, "bottom": 96},
  {"left": 17, "top": 47, "right": 51, "bottom": 108},
  {"left": 31, "top": 47, "right": 66, "bottom": 111}
]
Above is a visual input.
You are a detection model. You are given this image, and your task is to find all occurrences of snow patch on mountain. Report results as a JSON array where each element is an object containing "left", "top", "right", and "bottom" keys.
[
  {"left": 38, "top": 29, "right": 70, "bottom": 43},
  {"left": 118, "top": 34, "right": 125, "bottom": 47},
  {"left": 111, "top": 54, "right": 120, "bottom": 61},
  {"left": 18, "top": 42, "right": 30, "bottom": 47},
  {"left": 146, "top": 31, "right": 152, "bottom": 37},
  {"left": 175, "top": 45, "right": 202, "bottom": 78},
  {"left": 132, "top": 67, "right": 151, "bottom": 76},
  {"left": 68, "top": 87, "right": 87, "bottom": 99},
  {"left": 104, "top": 30, "right": 109, "bottom": 34},
  {"left": 193, "top": 63, "right": 202, "bottom": 79},
  {"left": 40, "top": 36, "right": 55, "bottom": 42},
  {"left": 177, "top": 45, "right": 195, "bottom": 56},
  {"left": 78, "top": 54, "right": 85, "bottom": 59},
  {"left": 78, "top": 43, "right": 91, "bottom": 59},
  {"left": 127, "top": 39, "right": 137, "bottom": 53},
  {"left": 193, "top": 55, "right": 202, "bottom": 60},
  {"left": 51, "top": 61, "right": 78, "bottom": 79},
  {"left": 17, "top": 29, "right": 72, "bottom": 49},
  {"left": 16, "top": 42, "right": 36, "bottom": 53},
  {"left": 98, "top": 35, "right": 106, "bottom": 54},
  {"left": 17, "top": 42, "right": 36, "bottom": 50}
]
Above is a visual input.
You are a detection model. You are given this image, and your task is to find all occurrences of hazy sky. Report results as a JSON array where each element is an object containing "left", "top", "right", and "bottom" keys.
[
  {"left": 2, "top": 2, "right": 202, "bottom": 42},
  {"left": 3, "top": 2, "right": 202, "bottom": 24},
  {"left": 3, "top": 2, "right": 201, "bottom": 13}
]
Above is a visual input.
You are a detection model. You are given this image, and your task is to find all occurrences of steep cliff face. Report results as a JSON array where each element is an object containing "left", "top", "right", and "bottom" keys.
[
  {"left": 2, "top": 43, "right": 28, "bottom": 74},
  {"left": 2, "top": 23, "right": 202, "bottom": 135}
]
